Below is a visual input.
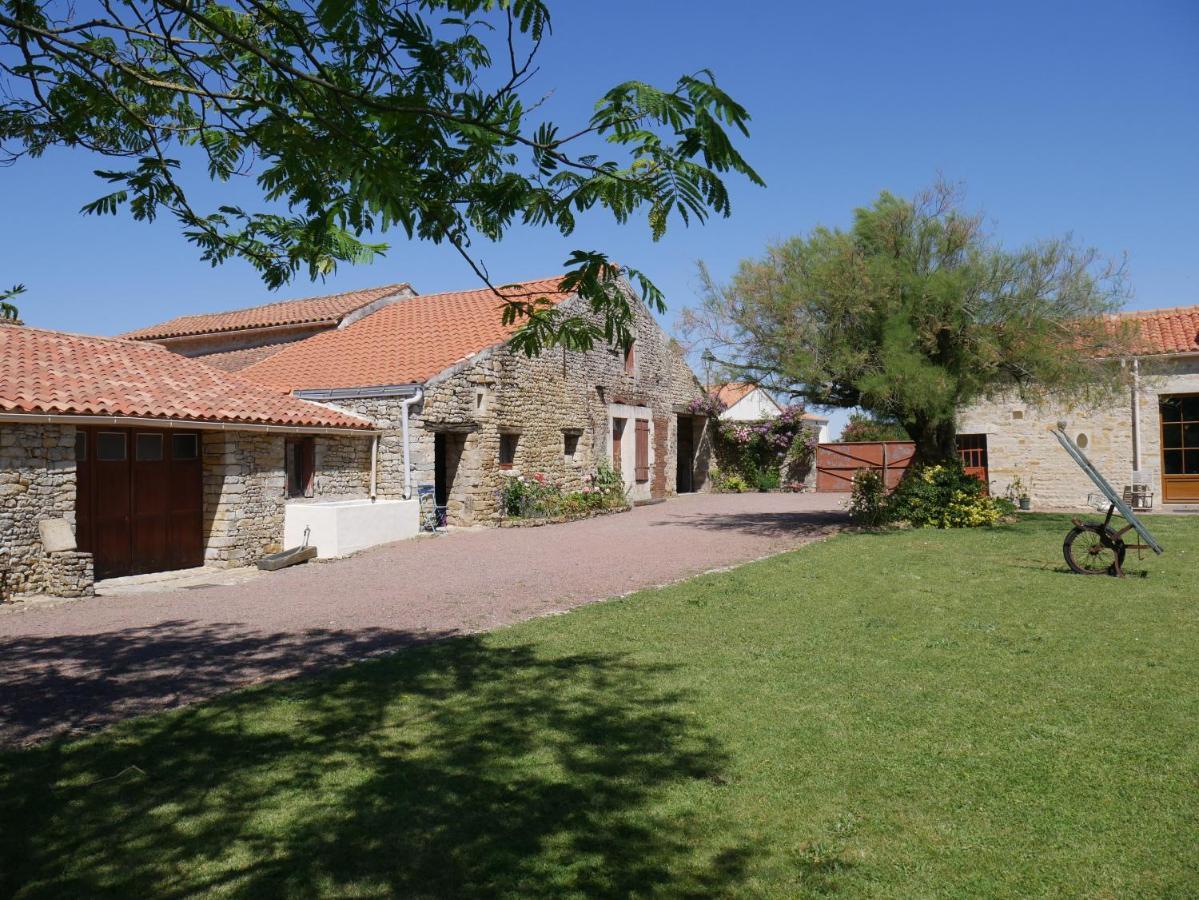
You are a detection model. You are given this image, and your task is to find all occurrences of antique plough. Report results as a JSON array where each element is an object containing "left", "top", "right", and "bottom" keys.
[{"left": 1051, "top": 424, "right": 1163, "bottom": 577}]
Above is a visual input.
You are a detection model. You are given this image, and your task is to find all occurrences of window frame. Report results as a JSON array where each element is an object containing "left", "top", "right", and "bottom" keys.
[{"left": 498, "top": 433, "right": 519, "bottom": 470}]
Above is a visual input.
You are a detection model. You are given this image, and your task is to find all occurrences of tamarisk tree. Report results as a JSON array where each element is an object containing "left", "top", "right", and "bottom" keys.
[
  {"left": 680, "top": 183, "right": 1135, "bottom": 463},
  {"left": 0, "top": 0, "right": 761, "bottom": 350}
]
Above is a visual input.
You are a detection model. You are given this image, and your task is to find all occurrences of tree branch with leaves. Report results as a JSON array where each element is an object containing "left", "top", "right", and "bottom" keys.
[{"left": 0, "top": 0, "right": 762, "bottom": 349}]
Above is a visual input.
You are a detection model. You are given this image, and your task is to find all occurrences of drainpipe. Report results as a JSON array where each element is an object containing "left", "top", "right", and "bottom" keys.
[
  {"left": 401, "top": 388, "right": 424, "bottom": 500},
  {"left": 1131, "top": 357, "right": 1142, "bottom": 473},
  {"left": 369, "top": 434, "right": 379, "bottom": 501}
]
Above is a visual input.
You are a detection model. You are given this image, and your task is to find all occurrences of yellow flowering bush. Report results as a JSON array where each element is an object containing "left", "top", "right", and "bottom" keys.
[{"left": 887, "top": 463, "right": 1005, "bottom": 529}]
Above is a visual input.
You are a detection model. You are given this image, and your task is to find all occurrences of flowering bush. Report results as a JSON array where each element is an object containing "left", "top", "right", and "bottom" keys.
[
  {"left": 687, "top": 394, "right": 727, "bottom": 418},
  {"left": 711, "top": 468, "right": 750, "bottom": 493},
  {"left": 886, "top": 463, "right": 1005, "bottom": 528},
  {"left": 499, "top": 462, "right": 626, "bottom": 520},
  {"left": 713, "top": 404, "right": 816, "bottom": 491}
]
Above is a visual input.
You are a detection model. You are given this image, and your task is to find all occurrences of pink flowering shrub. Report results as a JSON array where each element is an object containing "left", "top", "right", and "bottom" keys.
[{"left": 714, "top": 404, "right": 816, "bottom": 491}]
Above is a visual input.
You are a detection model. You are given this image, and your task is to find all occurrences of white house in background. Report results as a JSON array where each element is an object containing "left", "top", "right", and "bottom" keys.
[{"left": 710, "top": 382, "right": 830, "bottom": 442}]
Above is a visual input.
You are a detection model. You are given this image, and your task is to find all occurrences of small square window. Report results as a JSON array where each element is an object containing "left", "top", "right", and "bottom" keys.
[
  {"left": 499, "top": 433, "right": 518, "bottom": 469},
  {"left": 74, "top": 431, "right": 87, "bottom": 462},
  {"left": 135, "top": 433, "right": 164, "bottom": 462},
  {"left": 1011, "top": 410, "right": 1024, "bottom": 420},
  {"left": 96, "top": 431, "right": 126, "bottom": 462},
  {"left": 564, "top": 433, "right": 580, "bottom": 457},
  {"left": 172, "top": 433, "right": 199, "bottom": 460}
]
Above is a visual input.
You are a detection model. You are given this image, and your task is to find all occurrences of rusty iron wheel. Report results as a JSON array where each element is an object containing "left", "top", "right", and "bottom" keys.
[{"left": 1063, "top": 524, "right": 1125, "bottom": 576}]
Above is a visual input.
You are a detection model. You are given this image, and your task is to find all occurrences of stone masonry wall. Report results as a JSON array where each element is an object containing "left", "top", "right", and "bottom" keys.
[
  {"left": 958, "top": 356, "right": 1199, "bottom": 510},
  {"left": 332, "top": 288, "right": 713, "bottom": 525},
  {"left": 0, "top": 423, "right": 94, "bottom": 598},
  {"left": 202, "top": 430, "right": 374, "bottom": 567}
]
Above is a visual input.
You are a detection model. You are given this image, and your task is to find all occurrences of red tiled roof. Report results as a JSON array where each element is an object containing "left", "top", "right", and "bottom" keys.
[
  {"left": 1121, "top": 305, "right": 1199, "bottom": 355},
  {"left": 241, "top": 277, "right": 573, "bottom": 391},
  {"left": 191, "top": 343, "right": 292, "bottom": 372},
  {"left": 709, "top": 382, "right": 759, "bottom": 407},
  {"left": 0, "top": 326, "right": 373, "bottom": 431},
  {"left": 121, "top": 283, "right": 412, "bottom": 341}
]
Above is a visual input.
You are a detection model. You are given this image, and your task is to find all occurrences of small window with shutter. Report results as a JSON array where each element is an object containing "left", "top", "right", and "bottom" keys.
[{"left": 634, "top": 419, "right": 649, "bottom": 483}]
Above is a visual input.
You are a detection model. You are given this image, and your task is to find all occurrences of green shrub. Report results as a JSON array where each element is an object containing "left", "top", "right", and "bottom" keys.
[
  {"left": 712, "top": 468, "right": 751, "bottom": 493},
  {"left": 888, "top": 463, "right": 1003, "bottom": 528}
]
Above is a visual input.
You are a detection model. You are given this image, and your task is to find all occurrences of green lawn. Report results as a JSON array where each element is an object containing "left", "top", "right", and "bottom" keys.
[{"left": 3, "top": 514, "right": 1198, "bottom": 898}]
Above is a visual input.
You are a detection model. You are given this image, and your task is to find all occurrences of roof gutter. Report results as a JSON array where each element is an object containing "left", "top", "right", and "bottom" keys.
[{"left": 0, "top": 411, "right": 377, "bottom": 436}]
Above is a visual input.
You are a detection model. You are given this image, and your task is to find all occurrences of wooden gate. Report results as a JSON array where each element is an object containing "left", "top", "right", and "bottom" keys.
[
  {"left": 815, "top": 441, "right": 915, "bottom": 492},
  {"left": 815, "top": 436, "right": 990, "bottom": 493}
]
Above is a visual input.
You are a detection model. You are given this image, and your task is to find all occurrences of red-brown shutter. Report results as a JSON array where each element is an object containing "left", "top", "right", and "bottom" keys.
[{"left": 634, "top": 419, "right": 649, "bottom": 482}]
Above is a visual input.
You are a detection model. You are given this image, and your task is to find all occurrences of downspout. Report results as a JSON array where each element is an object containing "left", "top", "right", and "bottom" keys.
[
  {"left": 1131, "top": 357, "right": 1142, "bottom": 473},
  {"left": 369, "top": 434, "right": 379, "bottom": 501},
  {"left": 400, "top": 388, "right": 424, "bottom": 500}
]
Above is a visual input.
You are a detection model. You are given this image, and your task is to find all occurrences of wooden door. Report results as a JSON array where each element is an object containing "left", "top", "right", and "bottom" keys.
[
  {"left": 956, "top": 434, "right": 989, "bottom": 494},
  {"left": 1160, "top": 395, "right": 1199, "bottom": 502},
  {"left": 76, "top": 427, "right": 204, "bottom": 579}
]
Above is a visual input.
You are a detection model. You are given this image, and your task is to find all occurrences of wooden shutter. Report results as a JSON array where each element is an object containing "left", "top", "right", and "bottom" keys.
[{"left": 634, "top": 419, "right": 649, "bottom": 482}]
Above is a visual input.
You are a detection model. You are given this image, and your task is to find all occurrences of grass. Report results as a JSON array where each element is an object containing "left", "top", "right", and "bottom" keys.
[{"left": 2, "top": 513, "right": 1198, "bottom": 898}]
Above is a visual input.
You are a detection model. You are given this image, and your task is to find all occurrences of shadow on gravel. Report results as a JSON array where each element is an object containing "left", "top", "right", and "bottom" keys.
[
  {"left": 0, "top": 621, "right": 447, "bottom": 747},
  {"left": 652, "top": 508, "right": 848, "bottom": 538},
  {"left": 1, "top": 638, "right": 757, "bottom": 897}
]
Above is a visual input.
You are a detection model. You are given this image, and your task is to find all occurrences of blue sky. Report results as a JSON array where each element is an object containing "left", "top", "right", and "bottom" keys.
[{"left": 4, "top": 0, "right": 1197, "bottom": 436}]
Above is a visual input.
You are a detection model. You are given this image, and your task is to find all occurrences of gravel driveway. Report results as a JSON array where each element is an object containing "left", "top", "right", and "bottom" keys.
[{"left": 0, "top": 492, "right": 846, "bottom": 746}]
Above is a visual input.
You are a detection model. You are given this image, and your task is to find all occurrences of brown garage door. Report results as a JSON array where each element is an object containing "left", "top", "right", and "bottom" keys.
[{"left": 75, "top": 427, "right": 204, "bottom": 579}]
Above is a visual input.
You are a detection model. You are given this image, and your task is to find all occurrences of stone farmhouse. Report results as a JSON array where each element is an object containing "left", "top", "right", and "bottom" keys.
[
  {"left": 958, "top": 305, "right": 1199, "bottom": 510},
  {"left": 1, "top": 275, "right": 712, "bottom": 598},
  {"left": 0, "top": 324, "right": 375, "bottom": 598},
  {"left": 229, "top": 276, "right": 713, "bottom": 523}
]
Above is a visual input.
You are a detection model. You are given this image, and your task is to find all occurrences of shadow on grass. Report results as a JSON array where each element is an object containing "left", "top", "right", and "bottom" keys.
[
  {"left": 1, "top": 636, "right": 756, "bottom": 897},
  {"left": 0, "top": 620, "right": 451, "bottom": 747}
]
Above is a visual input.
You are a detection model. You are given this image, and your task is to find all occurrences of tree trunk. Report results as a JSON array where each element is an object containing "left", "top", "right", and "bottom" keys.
[{"left": 909, "top": 417, "right": 958, "bottom": 466}]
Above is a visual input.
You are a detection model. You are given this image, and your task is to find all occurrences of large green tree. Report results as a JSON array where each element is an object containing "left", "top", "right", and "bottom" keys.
[
  {"left": 0, "top": 0, "right": 761, "bottom": 349},
  {"left": 680, "top": 183, "right": 1135, "bottom": 463}
]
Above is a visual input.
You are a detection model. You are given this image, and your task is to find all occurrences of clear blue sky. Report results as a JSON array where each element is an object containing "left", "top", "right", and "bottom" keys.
[{"left": 4, "top": 0, "right": 1197, "bottom": 436}]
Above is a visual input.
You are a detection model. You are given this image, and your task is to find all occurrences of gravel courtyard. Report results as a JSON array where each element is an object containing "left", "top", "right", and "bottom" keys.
[{"left": 0, "top": 492, "right": 846, "bottom": 745}]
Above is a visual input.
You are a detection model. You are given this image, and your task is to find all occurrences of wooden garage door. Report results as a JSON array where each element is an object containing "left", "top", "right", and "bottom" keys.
[
  {"left": 76, "top": 427, "right": 204, "bottom": 579},
  {"left": 815, "top": 441, "right": 916, "bottom": 492}
]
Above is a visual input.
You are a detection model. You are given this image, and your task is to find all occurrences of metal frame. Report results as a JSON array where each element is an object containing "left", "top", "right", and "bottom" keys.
[{"left": 1051, "top": 425, "right": 1163, "bottom": 575}]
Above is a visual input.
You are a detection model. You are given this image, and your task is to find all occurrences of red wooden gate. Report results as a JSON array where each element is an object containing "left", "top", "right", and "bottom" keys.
[
  {"left": 815, "top": 436, "right": 990, "bottom": 493},
  {"left": 815, "top": 441, "right": 915, "bottom": 492}
]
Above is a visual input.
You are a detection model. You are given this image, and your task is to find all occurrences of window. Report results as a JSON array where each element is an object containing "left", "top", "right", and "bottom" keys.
[
  {"left": 634, "top": 418, "right": 650, "bottom": 483},
  {"left": 96, "top": 431, "right": 127, "bottom": 461},
  {"left": 74, "top": 431, "right": 87, "bottom": 462},
  {"left": 135, "top": 433, "right": 163, "bottom": 462},
  {"left": 172, "top": 433, "right": 199, "bottom": 461},
  {"left": 1011, "top": 410, "right": 1024, "bottom": 420},
  {"left": 611, "top": 417, "right": 626, "bottom": 471},
  {"left": 1076, "top": 433, "right": 1088, "bottom": 449},
  {"left": 286, "top": 437, "right": 315, "bottom": 498},
  {"left": 563, "top": 432, "right": 580, "bottom": 458},
  {"left": 499, "top": 433, "right": 519, "bottom": 469},
  {"left": 1161, "top": 396, "right": 1199, "bottom": 476},
  {"left": 623, "top": 340, "right": 636, "bottom": 376}
]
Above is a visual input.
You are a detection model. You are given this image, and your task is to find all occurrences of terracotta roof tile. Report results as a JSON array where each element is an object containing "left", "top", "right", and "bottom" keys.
[
  {"left": 1120, "top": 305, "right": 1199, "bottom": 355},
  {"left": 241, "top": 277, "right": 572, "bottom": 391},
  {"left": 0, "top": 326, "right": 373, "bottom": 431},
  {"left": 122, "top": 283, "right": 412, "bottom": 341},
  {"left": 191, "top": 343, "right": 292, "bottom": 372},
  {"left": 709, "top": 382, "right": 758, "bottom": 407}
]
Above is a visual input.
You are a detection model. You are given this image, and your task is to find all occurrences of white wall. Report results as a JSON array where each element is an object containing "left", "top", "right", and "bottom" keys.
[
  {"left": 608, "top": 402, "right": 656, "bottom": 503},
  {"left": 722, "top": 388, "right": 782, "bottom": 421}
]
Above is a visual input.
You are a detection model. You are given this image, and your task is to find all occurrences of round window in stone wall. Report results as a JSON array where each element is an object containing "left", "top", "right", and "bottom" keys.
[{"left": 1076, "top": 433, "right": 1088, "bottom": 449}]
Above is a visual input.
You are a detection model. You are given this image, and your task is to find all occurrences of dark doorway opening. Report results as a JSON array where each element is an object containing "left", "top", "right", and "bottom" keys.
[
  {"left": 676, "top": 415, "right": 695, "bottom": 493},
  {"left": 434, "top": 432, "right": 464, "bottom": 522}
]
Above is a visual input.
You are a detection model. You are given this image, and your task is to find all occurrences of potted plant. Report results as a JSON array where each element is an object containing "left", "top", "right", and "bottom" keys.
[{"left": 1008, "top": 475, "right": 1031, "bottom": 511}]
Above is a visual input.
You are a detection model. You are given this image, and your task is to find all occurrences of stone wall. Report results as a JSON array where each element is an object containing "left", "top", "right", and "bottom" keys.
[
  {"left": 0, "top": 423, "right": 94, "bottom": 599},
  {"left": 202, "top": 430, "right": 375, "bottom": 567},
  {"left": 331, "top": 288, "right": 713, "bottom": 524},
  {"left": 957, "top": 356, "right": 1199, "bottom": 510}
]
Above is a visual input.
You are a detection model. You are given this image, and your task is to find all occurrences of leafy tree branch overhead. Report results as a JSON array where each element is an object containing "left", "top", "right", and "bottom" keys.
[{"left": 0, "top": 0, "right": 762, "bottom": 351}]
